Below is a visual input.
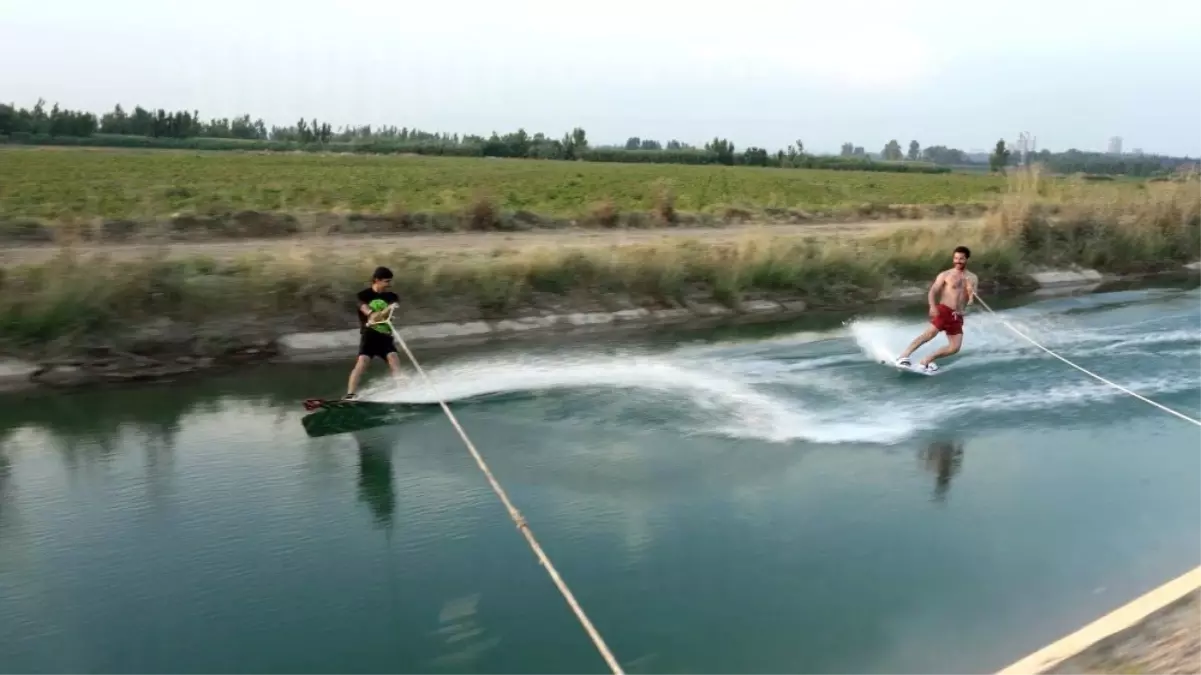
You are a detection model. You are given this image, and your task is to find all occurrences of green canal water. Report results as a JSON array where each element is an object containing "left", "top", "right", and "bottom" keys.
[{"left": 1, "top": 285, "right": 1199, "bottom": 674}]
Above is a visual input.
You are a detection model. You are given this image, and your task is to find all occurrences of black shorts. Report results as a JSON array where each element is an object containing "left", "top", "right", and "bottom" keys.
[{"left": 358, "top": 329, "right": 397, "bottom": 360}]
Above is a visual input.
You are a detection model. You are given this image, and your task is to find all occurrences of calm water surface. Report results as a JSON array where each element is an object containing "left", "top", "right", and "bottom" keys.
[{"left": 1, "top": 286, "right": 1199, "bottom": 674}]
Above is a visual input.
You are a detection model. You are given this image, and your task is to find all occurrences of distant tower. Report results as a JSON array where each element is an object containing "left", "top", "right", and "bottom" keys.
[
  {"left": 1108, "top": 136, "right": 1123, "bottom": 155},
  {"left": 1017, "top": 131, "right": 1035, "bottom": 166}
]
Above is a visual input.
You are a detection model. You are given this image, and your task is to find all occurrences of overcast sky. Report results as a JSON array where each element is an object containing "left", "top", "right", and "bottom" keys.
[{"left": 3, "top": 0, "right": 1199, "bottom": 156}]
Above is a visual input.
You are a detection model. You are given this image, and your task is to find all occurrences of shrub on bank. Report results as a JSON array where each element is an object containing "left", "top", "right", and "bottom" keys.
[
  {"left": 0, "top": 229, "right": 994, "bottom": 346},
  {"left": 986, "top": 166, "right": 1201, "bottom": 272}
]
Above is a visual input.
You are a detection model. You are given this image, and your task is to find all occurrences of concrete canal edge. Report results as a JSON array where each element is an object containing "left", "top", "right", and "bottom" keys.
[
  {"left": 1028, "top": 268, "right": 1104, "bottom": 295},
  {"left": 273, "top": 299, "right": 806, "bottom": 362},
  {"left": 997, "top": 566, "right": 1201, "bottom": 674},
  {"left": 270, "top": 262, "right": 1201, "bottom": 362},
  {"left": 0, "top": 263, "right": 1197, "bottom": 392},
  {"left": 0, "top": 359, "right": 40, "bottom": 393}
]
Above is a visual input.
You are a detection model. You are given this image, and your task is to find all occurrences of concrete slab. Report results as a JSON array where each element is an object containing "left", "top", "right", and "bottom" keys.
[
  {"left": 565, "top": 312, "right": 615, "bottom": 326},
  {"left": 493, "top": 316, "right": 562, "bottom": 333},
  {"left": 742, "top": 300, "right": 783, "bottom": 313},
  {"left": 998, "top": 566, "right": 1201, "bottom": 675},
  {"left": 277, "top": 330, "right": 358, "bottom": 357},
  {"left": 612, "top": 308, "right": 652, "bottom": 322},
  {"left": 399, "top": 321, "right": 492, "bottom": 341},
  {"left": 0, "top": 359, "right": 38, "bottom": 392},
  {"left": 1030, "top": 269, "right": 1104, "bottom": 288}
]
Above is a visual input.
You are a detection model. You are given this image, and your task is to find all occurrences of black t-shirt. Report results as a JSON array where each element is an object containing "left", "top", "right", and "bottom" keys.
[{"left": 356, "top": 287, "right": 399, "bottom": 331}]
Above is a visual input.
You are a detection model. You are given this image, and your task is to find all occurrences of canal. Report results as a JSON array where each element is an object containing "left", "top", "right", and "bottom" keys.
[{"left": 1, "top": 284, "right": 1198, "bottom": 673}]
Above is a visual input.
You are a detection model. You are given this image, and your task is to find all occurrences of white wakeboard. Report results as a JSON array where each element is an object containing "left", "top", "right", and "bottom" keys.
[{"left": 880, "top": 358, "right": 942, "bottom": 376}]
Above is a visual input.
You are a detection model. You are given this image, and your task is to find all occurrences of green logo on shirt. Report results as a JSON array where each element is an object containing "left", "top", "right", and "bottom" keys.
[{"left": 367, "top": 299, "right": 391, "bottom": 334}]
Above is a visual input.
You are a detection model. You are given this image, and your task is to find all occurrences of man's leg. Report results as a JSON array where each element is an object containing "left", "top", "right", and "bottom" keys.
[
  {"left": 385, "top": 352, "right": 405, "bottom": 383},
  {"left": 347, "top": 355, "right": 370, "bottom": 398},
  {"left": 919, "top": 332, "right": 963, "bottom": 367},
  {"left": 897, "top": 325, "right": 939, "bottom": 363}
]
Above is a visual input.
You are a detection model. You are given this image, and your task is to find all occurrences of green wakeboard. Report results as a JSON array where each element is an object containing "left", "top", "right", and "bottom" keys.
[{"left": 301, "top": 398, "right": 436, "bottom": 438}]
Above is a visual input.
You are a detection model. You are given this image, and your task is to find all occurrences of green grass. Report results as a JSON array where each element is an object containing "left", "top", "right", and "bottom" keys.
[{"left": 0, "top": 145, "right": 1008, "bottom": 224}]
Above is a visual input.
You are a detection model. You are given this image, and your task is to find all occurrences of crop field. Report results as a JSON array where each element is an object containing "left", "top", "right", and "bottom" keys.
[{"left": 0, "top": 146, "right": 1011, "bottom": 222}]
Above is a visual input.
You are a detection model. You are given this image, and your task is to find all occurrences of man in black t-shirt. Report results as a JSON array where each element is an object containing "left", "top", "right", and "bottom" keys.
[{"left": 344, "top": 266, "right": 404, "bottom": 400}]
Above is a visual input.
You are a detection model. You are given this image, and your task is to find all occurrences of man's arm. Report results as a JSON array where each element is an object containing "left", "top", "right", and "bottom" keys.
[
  {"left": 356, "top": 290, "right": 374, "bottom": 318},
  {"left": 965, "top": 272, "right": 978, "bottom": 308},
  {"left": 927, "top": 271, "right": 945, "bottom": 311}
]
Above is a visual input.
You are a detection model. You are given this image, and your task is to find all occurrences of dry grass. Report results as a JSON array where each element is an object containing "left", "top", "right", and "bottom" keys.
[
  {"left": 0, "top": 166, "right": 1196, "bottom": 350},
  {"left": 986, "top": 165, "right": 1201, "bottom": 272}
]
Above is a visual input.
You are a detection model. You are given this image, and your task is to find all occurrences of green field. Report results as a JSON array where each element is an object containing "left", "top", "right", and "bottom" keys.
[{"left": 0, "top": 146, "right": 1009, "bottom": 223}]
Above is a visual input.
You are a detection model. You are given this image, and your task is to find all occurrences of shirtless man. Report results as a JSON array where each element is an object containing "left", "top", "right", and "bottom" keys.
[{"left": 895, "top": 245, "right": 978, "bottom": 372}]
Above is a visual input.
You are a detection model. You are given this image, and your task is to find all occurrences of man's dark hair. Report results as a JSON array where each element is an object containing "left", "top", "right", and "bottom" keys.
[
  {"left": 372, "top": 266, "right": 393, "bottom": 280},
  {"left": 953, "top": 245, "right": 971, "bottom": 258}
]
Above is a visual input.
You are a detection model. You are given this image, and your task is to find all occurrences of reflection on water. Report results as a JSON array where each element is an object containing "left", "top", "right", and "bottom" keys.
[
  {"left": 0, "top": 446, "right": 10, "bottom": 524},
  {"left": 0, "top": 372, "right": 306, "bottom": 454},
  {"left": 919, "top": 440, "right": 965, "bottom": 503},
  {"left": 352, "top": 431, "right": 397, "bottom": 528}
]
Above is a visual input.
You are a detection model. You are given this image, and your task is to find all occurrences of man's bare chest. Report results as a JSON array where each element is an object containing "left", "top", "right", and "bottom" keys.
[{"left": 945, "top": 272, "right": 966, "bottom": 293}]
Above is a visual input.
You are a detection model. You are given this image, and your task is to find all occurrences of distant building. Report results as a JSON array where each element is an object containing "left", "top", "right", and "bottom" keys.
[{"left": 1108, "top": 136, "right": 1123, "bottom": 155}]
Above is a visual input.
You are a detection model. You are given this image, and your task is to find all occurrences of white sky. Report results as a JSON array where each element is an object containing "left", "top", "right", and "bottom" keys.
[{"left": 3, "top": 0, "right": 1199, "bottom": 155}]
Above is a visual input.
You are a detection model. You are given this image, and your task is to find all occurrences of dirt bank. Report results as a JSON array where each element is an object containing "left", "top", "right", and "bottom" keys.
[{"left": 0, "top": 217, "right": 964, "bottom": 265}]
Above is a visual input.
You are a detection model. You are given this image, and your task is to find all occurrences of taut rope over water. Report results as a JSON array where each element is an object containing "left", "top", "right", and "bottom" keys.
[
  {"left": 369, "top": 307, "right": 625, "bottom": 675},
  {"left": 972, "top": 292, "right": 1201, "bottom": 428}
]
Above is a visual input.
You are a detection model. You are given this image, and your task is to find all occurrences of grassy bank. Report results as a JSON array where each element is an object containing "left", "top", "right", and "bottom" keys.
[
  {"left": 0, "top": 146, "right": 1009, "bottom": 236},
  {"left": 0, "top": 225, "right": 1006, "bottom": 350},
  {"left": 1, "top": 169, "right": 1196, "bottom": 354}
]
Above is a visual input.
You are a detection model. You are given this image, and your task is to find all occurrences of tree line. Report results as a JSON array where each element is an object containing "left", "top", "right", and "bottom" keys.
[{"left": 1, "top": 98, "right": 1194, "bottom": 176}]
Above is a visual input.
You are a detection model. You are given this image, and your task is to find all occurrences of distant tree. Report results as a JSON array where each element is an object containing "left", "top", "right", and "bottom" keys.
[
  {"left": 100, "top": 103, "right": 129, "bottom": 134},
  {"left": 38, "top": 95, "right": 1183, "bottom": 175},
  {"left": 561, "top": 128, "right": 588, "bottom": 159},
  {"left": 922, "top": 145, "right": 968, "bottom": 165},
  {"left": 0, "top": 104, "right": 15, "bottom": 135},
  {"left": 989, "top": 139, "right": 1011, "bottom": 172},
  {"left": 705, "top": 137, "right": 736, "bottom": 165},
  {"left": 742, "top": 146, "right": 769, "bottom": 166}
]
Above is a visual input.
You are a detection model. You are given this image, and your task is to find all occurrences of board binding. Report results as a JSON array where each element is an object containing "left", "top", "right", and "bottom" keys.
[{"left": 880, "top": 358, "right": 941, "bottom": 376}]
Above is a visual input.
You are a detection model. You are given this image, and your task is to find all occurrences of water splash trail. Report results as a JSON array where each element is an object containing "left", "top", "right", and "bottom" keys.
[{"left": 353, "top": 289, "right": 1200, "bottom": 446}]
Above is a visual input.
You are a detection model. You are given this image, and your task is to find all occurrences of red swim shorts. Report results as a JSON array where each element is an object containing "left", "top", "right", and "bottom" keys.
[{"left": 931, "top": 303, "right": 964, "bottom": 336}]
